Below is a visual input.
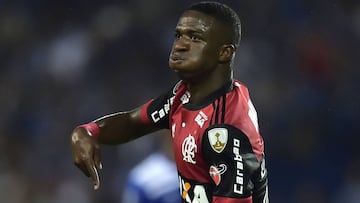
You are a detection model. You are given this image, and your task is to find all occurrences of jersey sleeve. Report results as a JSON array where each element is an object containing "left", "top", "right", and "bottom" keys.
[
  {"left": 139, "top": 82, "right": 180, "bottom": 129},
  {"left": 202, "top": 125, "right": 269, "bottom": 203}
]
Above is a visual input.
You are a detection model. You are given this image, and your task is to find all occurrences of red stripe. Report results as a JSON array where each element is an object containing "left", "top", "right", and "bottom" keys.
[
  {"left": 78, "top": 122, "right": 100, "bottom": 139},
  {"left": 140, "top": 99, "right": 154, "bottom": 124},
  {"left": 213, "top": 196, "right": 252, "bottom": 203}
]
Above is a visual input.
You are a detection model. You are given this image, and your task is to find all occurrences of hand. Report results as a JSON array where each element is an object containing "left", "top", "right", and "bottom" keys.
[{"left": 71, "top": 127, "right": 102, "bottom": 190}]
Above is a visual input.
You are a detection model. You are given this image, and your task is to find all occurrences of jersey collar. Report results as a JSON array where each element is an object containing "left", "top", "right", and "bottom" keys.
[{"left": 184, "top": 80, "right": 233, "bottom": 110}]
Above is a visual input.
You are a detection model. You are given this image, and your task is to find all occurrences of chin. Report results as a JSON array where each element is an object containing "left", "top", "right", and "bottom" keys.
[
  {"left": 169, "top": 60, "right": 183, "bottom": 68},
  {"left": 169, "top": 66, "right": 185, "bottom": 77},
  {"left": 173, "top": 71, "right": 197, "bottom": 83},
  {"left": 169, "top": 63, "right": 187, "bottom": 73}
]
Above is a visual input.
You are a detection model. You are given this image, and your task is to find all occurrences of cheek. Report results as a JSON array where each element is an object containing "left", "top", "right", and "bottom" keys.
[
  {"left": 197, "top": 46, "right": 218, "bottom": 64},
  {"left": 184, "top": 44, "right": 219, "bottom": 68},
  {"left": 191, "top": 45, "right": 215, "bottom": 60}
]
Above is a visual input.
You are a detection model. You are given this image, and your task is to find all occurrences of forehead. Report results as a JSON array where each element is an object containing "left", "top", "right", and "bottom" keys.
[{"left": 176, "top": 10, "right": 216, "bottom": 32}]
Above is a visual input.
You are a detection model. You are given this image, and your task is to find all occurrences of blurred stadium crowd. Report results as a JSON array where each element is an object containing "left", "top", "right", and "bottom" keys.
[{"left": 0, "top": 0, "right": 359, "bottom": 202}]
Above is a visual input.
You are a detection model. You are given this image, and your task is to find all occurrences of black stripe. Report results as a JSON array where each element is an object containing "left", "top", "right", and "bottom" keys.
[
  {"left": 210, "top": 102, "right": 216, "bottom": 125},
  {"left": 214, "top": 98, "right": 220, "bottom": 124}
]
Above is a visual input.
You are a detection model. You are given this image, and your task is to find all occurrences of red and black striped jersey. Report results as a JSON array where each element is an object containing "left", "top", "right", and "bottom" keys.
[{"left": 140, "top": 80, "right": 269, "bottom": 203}]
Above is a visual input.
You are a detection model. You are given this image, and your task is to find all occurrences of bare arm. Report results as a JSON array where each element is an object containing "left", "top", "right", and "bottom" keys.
[{"left": 93, "top": 107, "right": 160, "bottom": 144}]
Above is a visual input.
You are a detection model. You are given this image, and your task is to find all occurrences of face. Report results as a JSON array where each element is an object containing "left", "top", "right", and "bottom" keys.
[{"left": 169, "top": 10, "right": 225, "bottom": 81}]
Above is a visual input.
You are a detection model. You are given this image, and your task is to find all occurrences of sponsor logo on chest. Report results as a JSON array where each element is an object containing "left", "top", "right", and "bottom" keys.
[{"left": 179, "top": 176, "right": 209, "bottom": 203}]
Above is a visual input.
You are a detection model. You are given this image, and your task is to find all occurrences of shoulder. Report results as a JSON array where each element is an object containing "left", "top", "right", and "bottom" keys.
[
  {"left": 232, "top": 80, "right": 250, "bottom": 100},
  {"left": 224, "top": 80, "right": 253, "bottom": 121}
]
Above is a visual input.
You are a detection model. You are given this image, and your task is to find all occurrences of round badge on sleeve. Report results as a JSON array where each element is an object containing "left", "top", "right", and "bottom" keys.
[{"left": 208, "top": 128, "right": 228, "bottom": 153}]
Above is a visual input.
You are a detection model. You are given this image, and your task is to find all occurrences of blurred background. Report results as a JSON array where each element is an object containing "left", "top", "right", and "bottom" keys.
[{"left": 0, "top": 0, "right": 359, "bottom": 202}]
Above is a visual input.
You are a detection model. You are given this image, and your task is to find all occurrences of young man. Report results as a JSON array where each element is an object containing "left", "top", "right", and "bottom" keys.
[{"left": 71, "top": 2, "right": 269, "bottom": 202}]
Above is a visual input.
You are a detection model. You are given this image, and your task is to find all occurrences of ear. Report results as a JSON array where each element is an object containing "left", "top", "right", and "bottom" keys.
[{"left": 219, "top": 44, "right": 235, "bottom": 63}]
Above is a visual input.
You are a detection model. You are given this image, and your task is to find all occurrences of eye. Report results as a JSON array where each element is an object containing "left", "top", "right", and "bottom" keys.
[
  {"left": 190, "top": 34, "right": 201, "bottom": 42},
  {"left": 174, "top": 31, "right": 181, "bottom": 39}
]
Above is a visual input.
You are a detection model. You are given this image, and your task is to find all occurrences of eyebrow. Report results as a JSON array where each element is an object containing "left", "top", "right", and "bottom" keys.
[{"left": 175, "top": 26, "right": 207, "bottom": 34}]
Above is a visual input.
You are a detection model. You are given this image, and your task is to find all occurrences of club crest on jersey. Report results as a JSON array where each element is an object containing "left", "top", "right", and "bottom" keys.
[
  {"left": 209, "top": 164, "right": 227, "bottom": 186},
  {"left": 182, "top": 134, "right": 197, "bottom": 164},
  {"left": 208, "top": 128, "right": 228, "bottom": 153}
]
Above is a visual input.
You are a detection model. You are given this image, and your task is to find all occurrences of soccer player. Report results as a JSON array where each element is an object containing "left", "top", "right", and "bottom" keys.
[{"left": 71, "top": 1, "right": 269, "bottom": 203}]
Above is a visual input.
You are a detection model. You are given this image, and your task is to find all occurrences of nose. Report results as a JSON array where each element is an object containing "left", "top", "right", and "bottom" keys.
[{"left": 172, "top": 37, "right": 190, "bottom": 52}]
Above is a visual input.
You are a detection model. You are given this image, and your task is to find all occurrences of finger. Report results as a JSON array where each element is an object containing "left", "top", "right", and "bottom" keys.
[
  {"left": 85, "top": 160, "right": 100, "bottom": 190},
  {"left": 93, "top": 147, "right": 102, "bottom": 170}
]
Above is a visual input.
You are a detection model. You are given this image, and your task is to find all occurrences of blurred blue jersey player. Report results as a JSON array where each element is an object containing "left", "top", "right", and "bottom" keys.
[
  {"left": 122, "top": 152, "right": 181, "bottom": 203},
  {"left": 122, "top": 132, "right": 181, "bottom": 203}
]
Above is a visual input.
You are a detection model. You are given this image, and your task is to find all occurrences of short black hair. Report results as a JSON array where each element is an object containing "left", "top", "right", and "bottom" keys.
[{"left": 186, "top": 1, "right": 241, "bottom": 48}]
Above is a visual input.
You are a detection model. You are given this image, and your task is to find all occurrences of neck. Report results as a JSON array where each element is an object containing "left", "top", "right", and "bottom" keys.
[{"left": 186, "top": 69, "right": 232, "bottom": 104}]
